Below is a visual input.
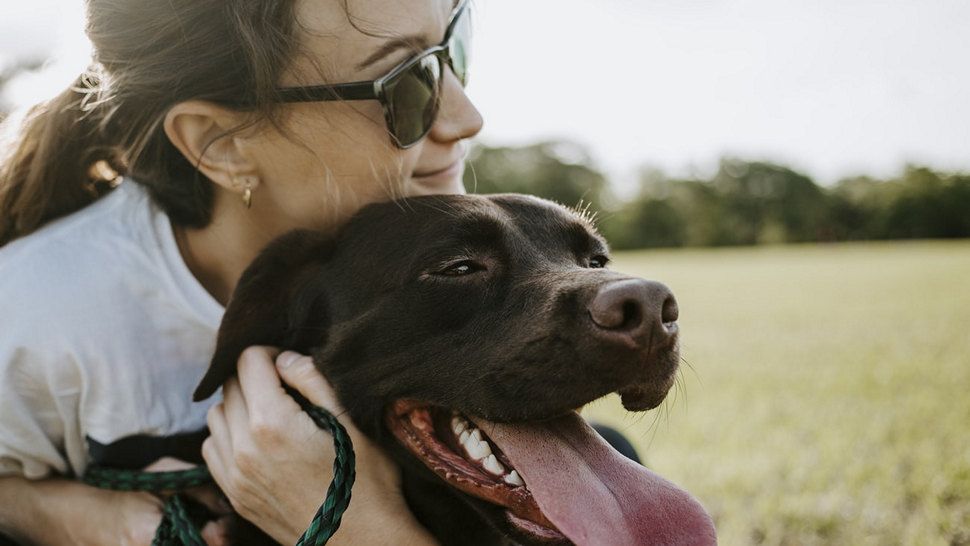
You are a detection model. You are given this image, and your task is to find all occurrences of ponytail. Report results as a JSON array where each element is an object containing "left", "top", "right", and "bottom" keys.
[
  {"left": 0, "top": 71, "right": 125, "bottom": 247},
  {"left": 0, "top": 1, "right": 300, "bottom": 248}
]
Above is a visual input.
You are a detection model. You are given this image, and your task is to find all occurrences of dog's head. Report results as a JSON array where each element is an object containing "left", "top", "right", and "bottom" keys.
[{"left": 194, "top": 194, "right": 715, "bottom": 545}]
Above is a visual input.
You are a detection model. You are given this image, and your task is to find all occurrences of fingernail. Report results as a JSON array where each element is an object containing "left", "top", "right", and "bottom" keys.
[{"left": 277, "top": 351, "right": 301, "bottom": 369}]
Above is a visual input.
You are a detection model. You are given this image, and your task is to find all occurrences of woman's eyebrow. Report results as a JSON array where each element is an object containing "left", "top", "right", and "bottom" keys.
[
  {"left": 356, "top": 35, "right": 431, "bottom": 71},
  {"left": 355, "top": 1, "right": 461, "bottom": 72}
]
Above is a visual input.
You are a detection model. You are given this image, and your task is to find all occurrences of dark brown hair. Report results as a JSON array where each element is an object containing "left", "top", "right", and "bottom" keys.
[{"left": 0, "top": 1, "right": 300, "bottom": 246}]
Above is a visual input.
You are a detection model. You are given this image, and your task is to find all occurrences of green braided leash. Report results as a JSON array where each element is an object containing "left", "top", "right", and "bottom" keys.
[
  {"left": 82, "top": 466, "right": 211, "bottom": 546},
  {"left": 286, "top": 387, "right": 357, "bottom": 546},
  {"left": 82, "top": 388, "right": 355, "bottom": 546}
]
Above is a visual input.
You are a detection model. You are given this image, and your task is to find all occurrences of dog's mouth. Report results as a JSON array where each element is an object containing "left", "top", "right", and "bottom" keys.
[
  {"left": 387, "top": 400, "right": 718, "bottom": 546},
  {"left": 387, "top": 400, "right": 565, "bottom": 542}
]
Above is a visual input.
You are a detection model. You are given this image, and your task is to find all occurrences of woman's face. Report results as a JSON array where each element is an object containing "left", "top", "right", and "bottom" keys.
[{"left": 243, "top": 0, "right": 483, "bottom": 234}]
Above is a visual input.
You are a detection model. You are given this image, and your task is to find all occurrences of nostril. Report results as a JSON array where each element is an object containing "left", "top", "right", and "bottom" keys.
[
  {"left": 589, "top": 284, "right": 646, "bottom": 331},
  {"left": 661, "top": 295, "right": 679, "bottom": 324},
  {"left": 589, "top": 298, "right": 643, "bottom": 331},
  {"left": 590, "top": 279, "right": 678, "bottom": 349},
  {"left": 620, "top": 300, "right": 643, "bottom": 331}
]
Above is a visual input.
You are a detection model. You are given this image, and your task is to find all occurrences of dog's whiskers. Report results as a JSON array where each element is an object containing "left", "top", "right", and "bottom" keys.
[
  {"left": 570, "top": 199, "right": 601, "bottom": 230},
  {"left": 673, "top": 372, "right": 689, "bottom": 413},
  {"left": 679, "top": 356, "right": 703, "bottom": 389}
]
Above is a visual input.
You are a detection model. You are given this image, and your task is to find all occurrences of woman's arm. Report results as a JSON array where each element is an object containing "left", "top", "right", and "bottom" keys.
[
  {"left": 203, "top": 348, "right": 437, "bottom": 545},
  {"left": 0, "top": 476, "right": 164, "bottom": 546},
  {"left": 0, "top": 468, "right": 231, "bottom": 546}
]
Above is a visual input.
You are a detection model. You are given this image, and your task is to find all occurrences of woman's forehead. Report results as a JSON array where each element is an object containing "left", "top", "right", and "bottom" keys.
[{"left": 288, "top": 0, "right": 457, "bottom": 85}]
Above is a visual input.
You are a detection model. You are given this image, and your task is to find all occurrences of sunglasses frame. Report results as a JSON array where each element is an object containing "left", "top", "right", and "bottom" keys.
[{"left": 275, "top": 0, "right": 471, "bottom": 148}]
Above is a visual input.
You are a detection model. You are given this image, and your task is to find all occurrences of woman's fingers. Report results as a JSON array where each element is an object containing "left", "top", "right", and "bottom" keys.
[
  {"left": 274, "top": 351, "right": 345, "bottom": 415},
  {"left": 142, "top": 456, "right": 196, "bottom": 474},
  {"left": 231, "top": 347, "right": 342, "bottom": 422},
  {"left": 220, "top": 377, "right": 254, "bottom": 454},
  {"left": 182, "top": 483, "right": 233, "bottom": 518},
  {"left": 113, "top": 490, "right": 166, "bottom": 546},
  {"left": 141, "top": 457, "right": 232, "bottom": 515},
  {"left": 197, "top": 347, "right": 340, "bottom": 543},
  {"left": 203, "top": 403, "right": 232, "bottom": 508},
  {"left": 236, "top": 346, "right": 291, "bottom": 419},
  {"left": 139, "top": 455, "right": 232, "bottom": 546},
  {"left": 204, "top": 402, "right": 232, "bottom": 470},
  {"left": 200, "top": 516, "right": 233, "bottom": 546}
]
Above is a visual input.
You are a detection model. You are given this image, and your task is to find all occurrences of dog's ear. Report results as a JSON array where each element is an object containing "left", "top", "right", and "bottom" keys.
[{"left": 193, "top": 229, "right": 334, "bottom": 401}]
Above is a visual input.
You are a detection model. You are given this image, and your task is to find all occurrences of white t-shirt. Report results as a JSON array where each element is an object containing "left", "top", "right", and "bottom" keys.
[{"left": 0, "top": 180, "right": 224, "bottom": 478}]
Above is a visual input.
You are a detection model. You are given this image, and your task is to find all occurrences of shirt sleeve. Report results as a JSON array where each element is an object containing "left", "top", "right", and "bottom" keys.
[{"left": 0, "top": 344, "right": 78, "bottom": 479}]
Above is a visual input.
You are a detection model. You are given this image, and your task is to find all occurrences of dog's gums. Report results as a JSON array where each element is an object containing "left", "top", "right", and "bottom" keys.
[{"left": 387, "top": 400, "right": 567, "bottom": 542}]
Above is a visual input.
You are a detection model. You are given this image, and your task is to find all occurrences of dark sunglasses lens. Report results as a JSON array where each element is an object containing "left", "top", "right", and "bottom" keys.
[
  {"left": 448, "top": 6, "right": 472, "bottom": 85},
  {"left": 385, "top": 55, "right": 442, "bottom": 146}
]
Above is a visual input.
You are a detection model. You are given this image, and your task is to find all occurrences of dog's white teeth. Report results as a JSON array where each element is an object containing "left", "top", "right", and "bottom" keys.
[
  {"left": 451, "top": 417, "right": 468, "bottom": 436},
  {"left": 483, "top": 454, "right": 505, "bottom": 476},
  {"left": 462, "top": 429, "right": 492, "bottom": 460},
  {"left": 459, "top": 430, "right": 470, "bottom": 444},
  {"left": 504, "top": 470, "right": 525, "bottom": 486},
  {"left": 466, "top": 438, "right": 492, "bottom": 460}
]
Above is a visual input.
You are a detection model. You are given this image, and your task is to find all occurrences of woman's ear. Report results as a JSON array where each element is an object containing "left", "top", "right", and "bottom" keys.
[{"left": 163, "top": 100, "right": 260, "bottom": 193}]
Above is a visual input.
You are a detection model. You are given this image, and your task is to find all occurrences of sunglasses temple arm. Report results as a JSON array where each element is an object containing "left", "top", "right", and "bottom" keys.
[{"left": 276, "top": 81, "right": 379, "bottom": 103}]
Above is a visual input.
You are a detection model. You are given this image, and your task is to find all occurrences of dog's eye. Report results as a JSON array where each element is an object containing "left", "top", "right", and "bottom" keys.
[
  {"left": 438, "top": 260, "right": 485, "bottom": 277},
  {"left": 588, "top": 255, "right": 610, "bottom": 269}
]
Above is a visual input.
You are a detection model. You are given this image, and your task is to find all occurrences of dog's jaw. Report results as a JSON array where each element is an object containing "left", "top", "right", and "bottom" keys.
[
  {"left": 619, "top": 339, "right": 682, "bottom": 411},
  {"left": 385, "top": 400, "right": 569, "bottom": 544},
  {"left": 378, "top": 395, "right": 716, "bottom": 546}
]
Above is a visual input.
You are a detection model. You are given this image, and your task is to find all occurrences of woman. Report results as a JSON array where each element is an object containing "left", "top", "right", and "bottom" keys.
[{"left": 0, "top": 0, "right": 478, "bottom": 543}]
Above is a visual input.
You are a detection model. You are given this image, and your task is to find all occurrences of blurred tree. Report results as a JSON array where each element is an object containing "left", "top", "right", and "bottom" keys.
[
  {"left": 600, "top": 195, "right": 687, "bottom": 249},
  {"left": 463, "top": 140, "right": 612, "bottom": 211},
  {"left": 831, "top": 167, "right": 970, "bottom": 241},
  {"left": 710, "top": 159, "right": 831, "bottom": 245},
  {"left": 599, "top": 168, "right": 696, "bottom": 249},
  {"left": 608, "top": 160, "right": 833, "bottom": 248},
  {"left": 829, "top": 176, "right": 889, "bottom": 240},
  {"left": 464, "top": 144, "right": 969, "bottom": 248},
  {"left": 884, "top": 166, "right": 970, "bottom": 239}
]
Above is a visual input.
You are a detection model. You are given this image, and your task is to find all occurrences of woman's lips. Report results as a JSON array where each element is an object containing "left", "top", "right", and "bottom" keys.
[{"left": 413, "top": 160, "right": 462, "bottom": 180}]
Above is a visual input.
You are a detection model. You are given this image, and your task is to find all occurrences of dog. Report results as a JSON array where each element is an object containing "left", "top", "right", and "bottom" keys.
[{"left": 194, "top": 193, "right": 716, "bottom": 546}]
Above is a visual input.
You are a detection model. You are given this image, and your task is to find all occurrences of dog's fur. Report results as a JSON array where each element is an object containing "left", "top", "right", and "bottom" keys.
[{"left": 195, "top": 194, "right": 681, "bottom": 545}]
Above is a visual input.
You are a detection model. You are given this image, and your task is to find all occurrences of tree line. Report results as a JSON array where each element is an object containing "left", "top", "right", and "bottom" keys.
[
  {"left": 463, "top": 141, "right": 970, "bottom": 249},
  {"left": 3, "top": 66, "right": 966, "bottom": 251}
]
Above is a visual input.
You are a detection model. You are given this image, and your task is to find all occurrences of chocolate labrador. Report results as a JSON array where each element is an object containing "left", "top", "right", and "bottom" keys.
[{"left": 194, "top": 193, "right": 716, "bottom": 545}]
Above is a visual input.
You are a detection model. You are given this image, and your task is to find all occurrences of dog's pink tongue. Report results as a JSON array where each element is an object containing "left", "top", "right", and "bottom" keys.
[{"left": 477, "top": 414, "right": 717, "bottom": 546}]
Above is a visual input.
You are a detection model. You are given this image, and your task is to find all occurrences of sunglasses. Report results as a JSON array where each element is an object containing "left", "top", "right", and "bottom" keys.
[{"left": 275, "top": 0, "right": 472, "bottom": 149}]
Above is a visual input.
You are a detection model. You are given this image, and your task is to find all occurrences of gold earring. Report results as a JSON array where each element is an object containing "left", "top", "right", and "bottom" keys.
[{"left": 242, "top": 180, "right": 253, "bottom": 209}]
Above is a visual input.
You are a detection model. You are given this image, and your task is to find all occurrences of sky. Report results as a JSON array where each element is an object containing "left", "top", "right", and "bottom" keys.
[{"left": 2, "top": 0, "right": 968, "bottom": 192}]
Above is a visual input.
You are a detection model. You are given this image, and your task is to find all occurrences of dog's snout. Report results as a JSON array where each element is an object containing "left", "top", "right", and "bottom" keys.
[{"left": 588, "top": 279, "right": 678, "bottom": 349}]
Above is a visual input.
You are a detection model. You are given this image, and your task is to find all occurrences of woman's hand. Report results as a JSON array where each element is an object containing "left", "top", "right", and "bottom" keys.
[
  {"left": 202, "top": 347, "right": 437, "bottom": 545},
  {"left": 91, "top": 483, "right": 230, "bottom": 546},
  {"left": 80, "top": 487, "right": 165, "bottom": 546},
  {"left": 91, "top": 457, "right": 233, "bottom": 546},
  {"left": 141, "top": 457, "right": 234, "bottom": 546},
  {"left": 0, "top": 474, "right": 229, "bottom": 546}
]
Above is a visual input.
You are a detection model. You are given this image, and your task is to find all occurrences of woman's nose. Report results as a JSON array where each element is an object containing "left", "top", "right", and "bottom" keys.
[{"left": 428, "top": 68, "right": 484, "bottom": 143}]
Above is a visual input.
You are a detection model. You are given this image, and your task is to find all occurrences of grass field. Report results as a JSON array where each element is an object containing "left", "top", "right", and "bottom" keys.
[{"left": 581, "top": 240, "right": 970, "bottom": 546}]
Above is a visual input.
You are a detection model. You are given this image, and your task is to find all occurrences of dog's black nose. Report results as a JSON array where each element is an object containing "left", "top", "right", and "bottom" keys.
[{"left": 588, "top": 279, "right": 679, "bottom": 348}]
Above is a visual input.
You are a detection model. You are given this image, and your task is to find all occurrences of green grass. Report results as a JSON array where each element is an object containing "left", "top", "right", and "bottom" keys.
[{"left": 582, "top": 240, "right": 970, "bottom": 546}]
